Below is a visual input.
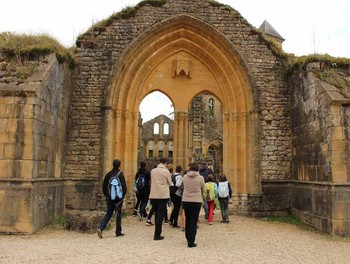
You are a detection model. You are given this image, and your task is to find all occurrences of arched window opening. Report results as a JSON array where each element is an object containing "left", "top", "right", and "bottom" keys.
[
  {"left": 153, "top": 123, "right": 159, "bottom": 134},
  {"left": 164, "top": 123, "right": 169, "bottom": 135},
  {"left": 148, "top": 141, "right": 154, "bottom": 158},
  {"left": 208, "top": 98, "right": 214, "bottom": 117},
  {"left": 168, "top": 141, "right": 173, "bottom": 158},
  {"left": 158, "top": 141, "right": 164, "bottom": 157}
]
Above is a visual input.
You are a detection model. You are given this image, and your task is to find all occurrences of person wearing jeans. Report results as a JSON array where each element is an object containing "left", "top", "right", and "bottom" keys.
[
  {"left": 98, "top": 200, "right": 123, "bottom": 235},
  {"left": 97, "top": 159, "right": 127, "bottom": 238}
]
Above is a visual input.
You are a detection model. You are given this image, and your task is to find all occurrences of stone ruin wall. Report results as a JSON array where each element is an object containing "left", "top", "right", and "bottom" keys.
[
  {"left": 0, "top": 0, "right": 298, "bottom": 234},
  {"left": 0, "top": 54, "right": 71, "bottom": 233},
  {"left": 70, "top": 0, "right": 291, "bottom": 212},
  {"left": 290, "top": 63, "right": 350, "bottom": 235},
  {"left": 190, "top": 93, "right": 223, "bottom": 159}
]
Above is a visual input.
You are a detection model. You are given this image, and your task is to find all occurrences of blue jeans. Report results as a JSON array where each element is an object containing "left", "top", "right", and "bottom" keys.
[{"left": 99, "top": 199, "right": 123, "bottom": 235}]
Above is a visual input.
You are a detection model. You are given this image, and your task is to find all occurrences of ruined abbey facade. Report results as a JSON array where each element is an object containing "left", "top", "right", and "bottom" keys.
[{"left": 0, "top": 0, "right": 349, "bottom": 236}]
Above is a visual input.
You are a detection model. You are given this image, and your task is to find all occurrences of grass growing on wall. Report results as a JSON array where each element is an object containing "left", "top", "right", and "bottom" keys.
[
  {"left": 0, "top": 32, "right": 72, "bottom": 63},
  {"left": 81, "top": 0, "right": 167, "bottom": 36},
  {"left": 0, "top": 32, "right": 75, "bottom": 82},
  {"left": 290, "top": 54, "right": 350, "bottom": 71}
]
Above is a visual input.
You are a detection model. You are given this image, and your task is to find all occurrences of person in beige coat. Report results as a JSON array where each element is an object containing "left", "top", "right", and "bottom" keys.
[
  {"left": 182, "top": 162, "right": 205, "bottom": 248},
  {"left": 149, "top": 157, "right": 172, "bottom": 240}
]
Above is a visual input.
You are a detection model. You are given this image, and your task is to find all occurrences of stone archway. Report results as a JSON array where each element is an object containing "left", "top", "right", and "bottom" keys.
[
  {"left": 205, "top": 140, "right": 223, "bottom": 174},
  {"left": 103, "top": 15, "right": 259, "bottom": 195}
]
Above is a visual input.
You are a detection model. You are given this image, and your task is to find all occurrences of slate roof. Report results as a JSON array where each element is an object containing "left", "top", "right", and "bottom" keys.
[{"left": 259, "top": 20, "right": 285, "bottom": 41}]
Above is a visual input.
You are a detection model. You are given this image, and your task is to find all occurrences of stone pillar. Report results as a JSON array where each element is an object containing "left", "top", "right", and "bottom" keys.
[
  {"left": 237, "top": 112, "right": 248, "bottom": 193},
  {"left": 223, "top": 113, "right": 235, "bottom": 191},
  {"left": 223, "top": 111, "right": 250, "bottom": 195},
  {"left": 174, "top": 111, "right": 189, "bottom": 171},
  {"left": 101, "top": 107, "right": 116, "bottom": 178},
  {"left": 122, "top": 110, "right": 139, "bottom": 187},
  {"left": 115, "top": 109, "right": 124, "bottom": 160},
  {"left": 114, "top": 109, "right": 137, "bottom": 188}
]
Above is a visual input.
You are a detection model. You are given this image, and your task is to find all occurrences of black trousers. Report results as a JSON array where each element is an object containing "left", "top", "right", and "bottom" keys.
[
  {"left": 182, "top": 201, "right": 201, "bottom": 246},
  {"left": 138, "top": 190, "right": 150, "bottom": 217},
  {"left": 169, "top": 194, "right": 182, "bottom": 227},
  {"left": 151, "top": 199, "right": 168, "bottom": 239}
]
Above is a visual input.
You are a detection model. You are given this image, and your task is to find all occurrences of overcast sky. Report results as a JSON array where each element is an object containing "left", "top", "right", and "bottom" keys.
[{"left": 1, "top": 0, "right": 349, "bottom": 122}]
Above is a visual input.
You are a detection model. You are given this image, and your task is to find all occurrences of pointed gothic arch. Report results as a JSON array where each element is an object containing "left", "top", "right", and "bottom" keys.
[{"left": 102, "top": 15, "right": 260, "bottom": 194}]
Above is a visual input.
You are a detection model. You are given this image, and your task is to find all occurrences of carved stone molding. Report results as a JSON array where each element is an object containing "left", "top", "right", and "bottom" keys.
[
  {"left": 224, "top": 112, "right": 248, "bottom": 122},
  {"left": 224, "top": 113, "right": 230, "bottom": 122},
  {"left": 116, "top": 109, "right": 123, "bottom": 119},
  {"left": 172, "top": 58, "right": 192, "bottom": 78},
  {"left": 238, "top": 112, "right": 248, "bottom": 121},
  {"left": 115, "top": 109, "right": 139, "bottom": 120},
  {"left": 174, "top": 112, "right": 189, "bottom": 121},
  {"left": 132, "top": 111, "right": 139, "bottom": 120},
  {"left": 123, "top": 110, "right": 131, "bottom": 120}
]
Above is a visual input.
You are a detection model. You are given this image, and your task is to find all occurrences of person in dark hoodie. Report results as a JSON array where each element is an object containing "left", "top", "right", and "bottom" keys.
[
  {"left": 182, "top": 162, "right": 205, "bottom": 248},
  {"left": 134, "top": 161, "right": 151, "bottom": 220},
  {"left": 97, "top": 159, "right": 127, "bottom": 238}
]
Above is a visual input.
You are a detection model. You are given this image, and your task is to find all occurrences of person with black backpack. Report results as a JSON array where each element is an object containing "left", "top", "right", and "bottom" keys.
[
  {"left": 169, "top": 165, "right": 183, "bottom": 228},
  {"left": 134, "top": 161, "right": 151, "bottom": 220},
  {"left": 97, "top": 159, "right": 127, "bottom": 238}
]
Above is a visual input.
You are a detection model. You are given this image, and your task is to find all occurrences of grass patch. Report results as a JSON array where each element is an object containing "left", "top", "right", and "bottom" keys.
[
  {"left": 290, "top": 54, "right": 350, "bottom": 72},
  {"left": 0, "top": 32, "right": 75, "bottom": 81},
  {"left": 47, "top": 215, "right": 67, "bottom": 230},
  {"left": 0, "top": 32, "right": 72, "bottom": 63},
  {"left": 264, "top": 215, "right": 314, "bottom": 231},
  {"left": 78, "top": 0, "right": 167, "bottom": 42}
]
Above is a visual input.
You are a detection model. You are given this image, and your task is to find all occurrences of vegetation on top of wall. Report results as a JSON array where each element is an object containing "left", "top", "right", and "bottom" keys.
[
  {"left": 0, "top": 32, "right": 73, "bottom": 63},
  {"left": 253, "top": 28, "right": 290, "bottom": 60},
  {"left": 290, "top": 54, "right": 350, "bottom": 72},
  {"left": 313, "top": 64, "right": 350, "bottom": 98},
  {"left": 138, "top": 0, "right": 167, "bottom": 8},
  {"left": 286, "top": 54, "right": 350, "bottom": 96},
  {"left": 207, "top": 0, "right": 233, "bottom": 11},
  {"left": 78, "top": 0, "right": 167, "bottom": 42},
  {"left": 0, "top": 32, "right": 75, "bottom": 83}
]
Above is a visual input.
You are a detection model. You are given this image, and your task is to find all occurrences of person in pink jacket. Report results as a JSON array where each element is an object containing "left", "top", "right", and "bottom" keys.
[{"left": 182, "top": 162, "right": 205, "bottom": 248}]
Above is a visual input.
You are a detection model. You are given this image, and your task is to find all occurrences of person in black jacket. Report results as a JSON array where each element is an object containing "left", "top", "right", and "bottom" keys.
[
  {"left": 97, "top": 159, "right": 127, "bottom": 238},
  {"left": 134, "top": 161, "right": 151, "bottom": 220}
]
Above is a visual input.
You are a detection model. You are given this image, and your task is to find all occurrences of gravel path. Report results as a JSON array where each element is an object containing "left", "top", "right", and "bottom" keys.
[{"left": 1, "top": 211, "right": 350, "bottom": 264}]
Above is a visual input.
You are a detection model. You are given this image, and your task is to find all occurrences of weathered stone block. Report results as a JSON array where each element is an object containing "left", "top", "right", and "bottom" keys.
[
  {"left": 332, "top": 164, "right": 348, "bottom": 182},
  {"left": 65, "top": 210, "right": 106, "bottom": 233},
  {"left": 332, "top": 219, "right": 350, "bottom": 236}
]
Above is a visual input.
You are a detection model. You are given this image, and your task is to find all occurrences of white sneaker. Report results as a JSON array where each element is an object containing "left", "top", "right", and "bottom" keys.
[{"left": 97, "top": 229, "right": 103, "bottom": 239}]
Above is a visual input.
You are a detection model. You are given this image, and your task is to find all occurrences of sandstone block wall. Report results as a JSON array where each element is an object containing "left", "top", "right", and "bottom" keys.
[
  {"left": 290, "top": 62, "right": 350, "bottom": 235},
  {"left": 0, "top": 55, "right": 71, "bottom": 233}
]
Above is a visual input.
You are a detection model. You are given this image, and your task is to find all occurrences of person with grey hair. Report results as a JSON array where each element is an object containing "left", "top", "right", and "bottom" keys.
[{"left": 149, "top": 157, "right": 172, "bottom": 241}]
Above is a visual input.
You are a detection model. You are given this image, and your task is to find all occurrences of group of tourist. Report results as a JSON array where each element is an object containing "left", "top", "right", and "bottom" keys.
[{"left": 96, "top": 158, "right": 232, "bottom": 248}]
